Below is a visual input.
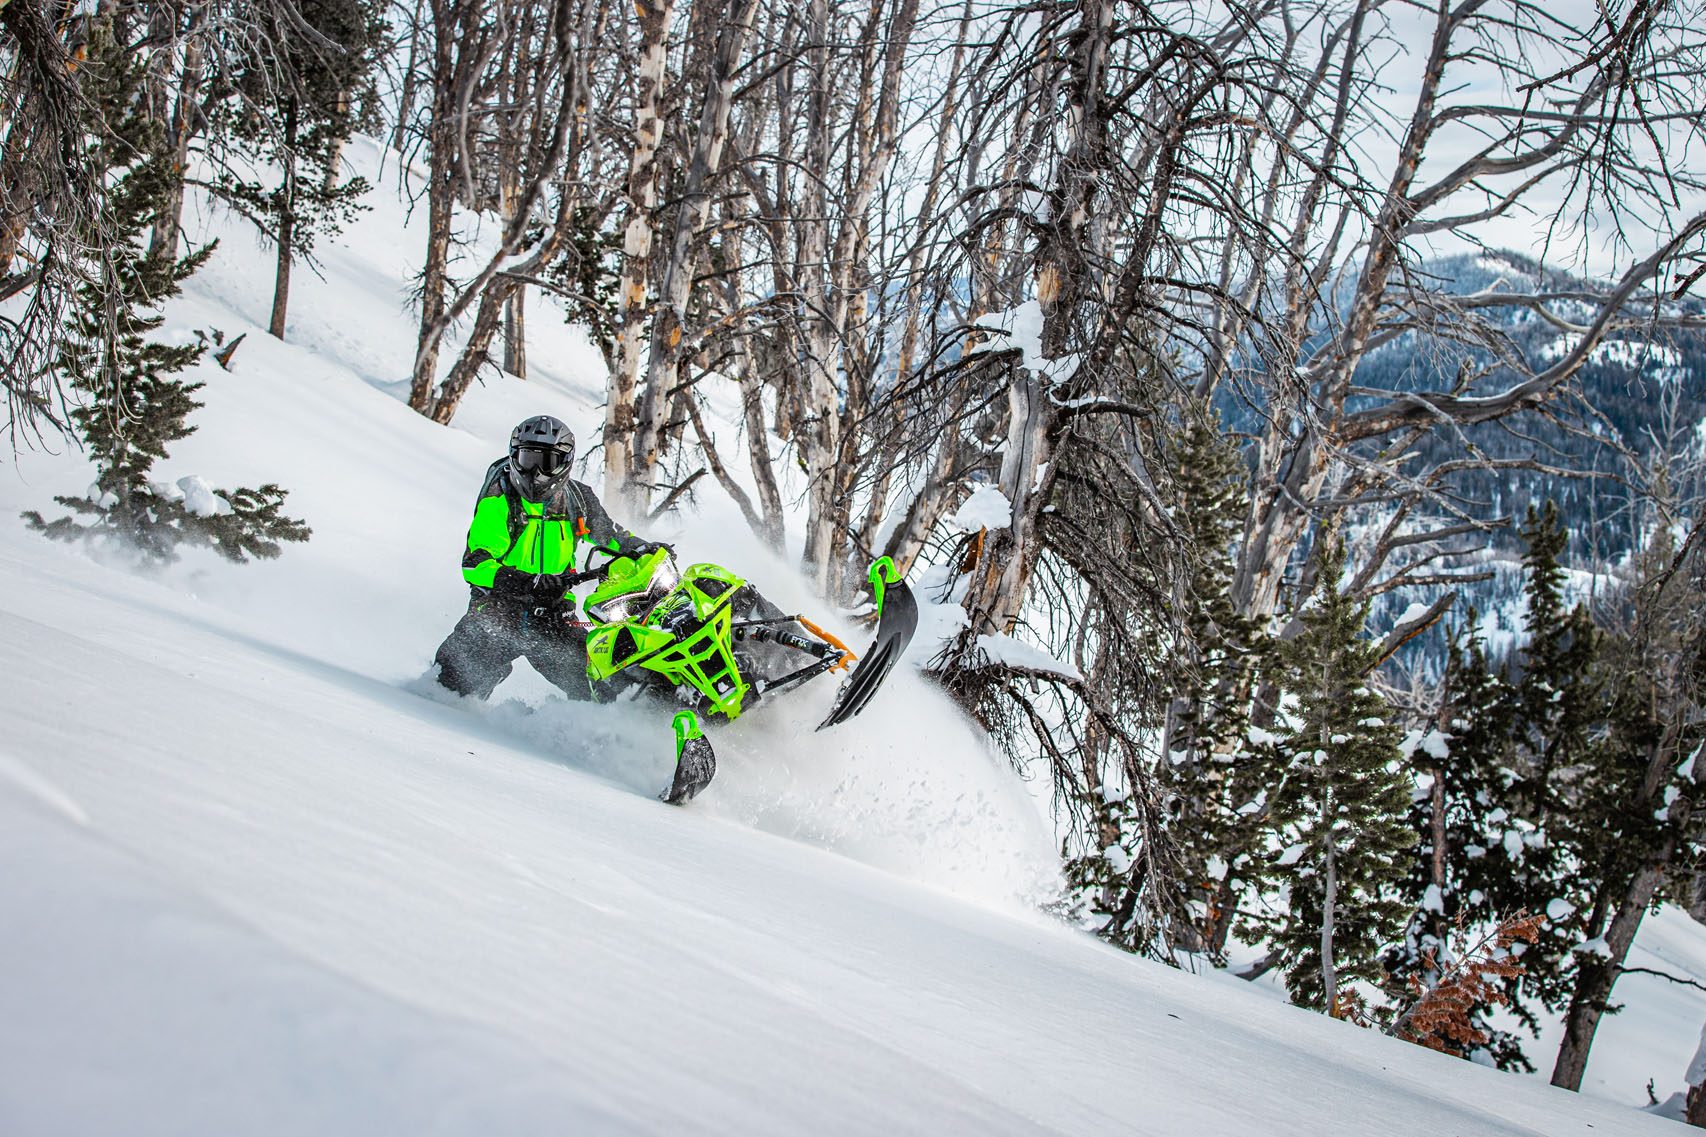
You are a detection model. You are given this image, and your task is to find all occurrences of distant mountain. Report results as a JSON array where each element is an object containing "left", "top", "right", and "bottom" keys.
[
  {"left": 1366, "top": 253, "right": 1703, "bottom": 672},
  {"left": 1230, "top": 250, "right": 1705, "bottom": 674},
  {"left": 1351, "top": 251, "right": 1706, "bottom": 563}
]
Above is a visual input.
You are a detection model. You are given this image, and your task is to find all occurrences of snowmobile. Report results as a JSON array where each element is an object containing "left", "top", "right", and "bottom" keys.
[{"left": 574, "top": 545, "right": 917, "bottom": 805}]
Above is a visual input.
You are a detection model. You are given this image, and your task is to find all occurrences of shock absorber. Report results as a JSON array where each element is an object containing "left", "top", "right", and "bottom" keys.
[{"left": 739, "top": 624, "right": 836, "bottom": 657}]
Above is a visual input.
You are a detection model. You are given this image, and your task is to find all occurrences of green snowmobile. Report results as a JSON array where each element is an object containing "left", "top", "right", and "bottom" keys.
[{"left": 576, "top": 546, "right": 917, "bottom": 804}]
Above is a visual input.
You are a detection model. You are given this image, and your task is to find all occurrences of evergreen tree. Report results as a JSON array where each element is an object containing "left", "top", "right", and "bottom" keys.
[
  {"left": 545, "top": 205, "right": 623, "bottom": 368},
  {"left": 206, "top": 0, "right": 383, "bottom": 339},
  {"left": 22, "top": 15, "right": 309, "bottom": 564},
  {"left": 1263, "top": 535, "right": 1416, "bottom": 1013},
  {"left": 1387, "top": 618, "right": 1532, "bottom": 1069},
  {"left": 1548, "top": 517, "right": 1706, "bottom": 1088},
  {"left": 1491, "top": 503, "right": 1601, "bottom": 1021},
  {"left": 1398, "top": 503, "right": 1618, "bottom": 1065},
  {"left": 1153, "top": 406, "right": 1274, "bottom": 957}
]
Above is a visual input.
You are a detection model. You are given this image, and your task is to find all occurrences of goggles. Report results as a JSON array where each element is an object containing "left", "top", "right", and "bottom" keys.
[{"left": 513, "top": 446, "right": 570, "bottom": 476}]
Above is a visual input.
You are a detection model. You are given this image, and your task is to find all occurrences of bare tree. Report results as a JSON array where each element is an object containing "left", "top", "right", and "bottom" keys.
[
  {"left": 603, "top": 0, "right": 675, "bottom": 504},
  {"left": 0, "top": 0, "right": 93, "bottom": 439},
  {"left": 628, "top": 0, "right": 762, "bottom": 505},
  {"left": 404, "top": 0, "right": 620, "bottom": 424}
]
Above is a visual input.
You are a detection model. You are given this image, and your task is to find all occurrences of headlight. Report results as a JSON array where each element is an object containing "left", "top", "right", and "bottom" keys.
[{"left": 589, "top": 597, "right": 631, "bottom": 623}]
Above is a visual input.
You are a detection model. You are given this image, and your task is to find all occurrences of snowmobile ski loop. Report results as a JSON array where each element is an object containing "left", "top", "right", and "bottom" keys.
[
  {"left": 818, "top": 572, "right": 917, "bottom": 731},
  {"left": 662, "top": 710, "right": 715, "bottom": 804}
]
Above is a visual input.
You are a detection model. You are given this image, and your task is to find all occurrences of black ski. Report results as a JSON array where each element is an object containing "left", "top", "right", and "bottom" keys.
[{"left": 817, "top": 571, "right": 917, "bottom": 730}]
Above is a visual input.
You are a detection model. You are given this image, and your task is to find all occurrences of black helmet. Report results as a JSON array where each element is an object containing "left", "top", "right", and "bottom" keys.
[{"left": 508, "top": 415, "right": 575, "bottom": 501}]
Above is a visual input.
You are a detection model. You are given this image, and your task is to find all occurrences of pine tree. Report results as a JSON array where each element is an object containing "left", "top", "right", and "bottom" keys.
[
  {"left": 207, "top": 0, "right": 383, "bottom": 339},
  {"left": 1263, "top": 534, "right": 1416, "bottom": 1013},
  {"left": 545, "top": 205, "right": 623, "bottom": 367},
  {"left": 22, "top": 15, "right": 309, "bottom": 564},
  {"left": 1153, "top": 406, "right": 1273, "bottom": 957},
  {"left": 1405, "top": 503, "right": 1621, "bottom": 1063},
  {"left": 1387, "top": 617, "right": 1533, "bottom": 1069},
  {"left": 1491, "top": 503, "right": 1601, "bottom": 1021},
  {"left": 1548, "top": 515, "right": 1706, "bottom": 1088}
]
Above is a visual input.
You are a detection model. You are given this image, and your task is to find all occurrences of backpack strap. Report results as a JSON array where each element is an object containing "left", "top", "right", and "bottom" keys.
[{"left": 487, "top": 460, "right": 526, "bottom": 537}]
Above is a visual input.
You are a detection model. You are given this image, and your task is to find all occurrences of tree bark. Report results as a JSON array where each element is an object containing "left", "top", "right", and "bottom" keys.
[
  {"left": 504, "top": 285, "right": 526, "bottom": 378},
  {"left": 605, "top": 0, "right": 675, "bottom": 504},
  {"left": 952, "top": 0, "right": 1115, "bottom": 637},
  {"left": 407, "top": 0, "right": 463, "bottom": 412},
  {"left": 268, "top": 99, "right": 298, "bottom": 341},
  {"left": 1688, "top": 1023, "right": 1706, "bottom": 1129},
  {"left": 881, "top": 429, "right": 960, "bottom": 574},
  {"left": 795, "top": 0, "right": 840, "bottom": 590},
  {"left": 794, "top": 0, "right": 919, "bottom": 594},
  {"left": 1553, "top": 732, "right": 1703, "bottom": 1090},
  {"left": 632, "top": 0, "right": 760, "bottom": 503},
  {"left": 498, "top": 150, "right": 526, "bottom": 379},
  {"left": 1321, "top": 803, "right": 1340, "bottom": 1013},
  {"left": 1550, "top": 865, "right": 1663, "bottom": 1090},
  {"left": 148, "top": 34, "right": 204, "bottom": 262},
  {"left": 411, "top": 0, "right": 587, "bottom": 422},
  {"left": 431, "top": 278, "right": 516, "bottom": 424},
  {"left": 958, "top": 369, "right": 1055, "bottom": 636},
  {"left": 736, "top": 359, "right": 785, "bottom": 549}
]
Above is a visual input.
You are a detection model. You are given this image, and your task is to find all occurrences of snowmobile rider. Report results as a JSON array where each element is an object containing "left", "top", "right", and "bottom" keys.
[{"left": 433, "top": 414, "right": 658, "bottom": 701}]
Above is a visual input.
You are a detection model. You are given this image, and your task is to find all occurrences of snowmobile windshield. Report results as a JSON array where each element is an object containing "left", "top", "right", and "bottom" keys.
[
  {"left": 585, "top": 554, "right": 678, "bottom": 625},
  {"left": 645, "top": 557, "right": 680, "bottom": 599}
]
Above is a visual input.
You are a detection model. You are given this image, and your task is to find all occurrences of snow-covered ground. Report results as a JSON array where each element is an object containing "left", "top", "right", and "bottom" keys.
[{"left": 1, "top": 137, "right": 1701, "bottom": 1134}]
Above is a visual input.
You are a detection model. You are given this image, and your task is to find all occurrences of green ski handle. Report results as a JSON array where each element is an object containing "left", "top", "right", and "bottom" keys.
[
  {"left": 663, "top": 710, "right": 716, "bottom": 804},
  {"left": 869, "top": 557, "right": 901, "bottom": 617},
  {"left": 673, "top": 710, "right": 703, "bottom": 756}
]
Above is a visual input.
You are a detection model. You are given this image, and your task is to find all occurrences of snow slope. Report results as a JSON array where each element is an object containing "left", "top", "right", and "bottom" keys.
[{"left": 1, "top": 137, "right": 1699, "bottom": 1134}]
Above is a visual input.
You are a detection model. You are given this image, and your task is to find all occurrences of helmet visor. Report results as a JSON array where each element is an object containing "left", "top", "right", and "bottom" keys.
[{"left": 512, "top": 445, "right": 570, "bottom": 476}]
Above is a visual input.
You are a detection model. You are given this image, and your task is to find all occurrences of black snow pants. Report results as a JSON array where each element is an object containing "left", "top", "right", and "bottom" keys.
[{"left": 433, "top": 592, "right": 592, "bottom": 701}]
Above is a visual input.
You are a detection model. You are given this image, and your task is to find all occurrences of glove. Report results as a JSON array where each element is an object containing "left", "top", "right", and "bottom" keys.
[
  {"left": 529, "top": 573, "right": 576, "bottom": 618},
  {"left": 529, "top": 572, "right": 572, "bottom": 603},
  {"left": 626, "top": 540, "right": 675, "bottom": 559},
  {"left": 491, "top": 568, "right": 569, "bottom": 602}
]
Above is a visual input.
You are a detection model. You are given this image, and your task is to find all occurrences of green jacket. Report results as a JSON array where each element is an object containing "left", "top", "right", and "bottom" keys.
[{"left": 461, "top": 459, "right": 639, "bottom": 599}]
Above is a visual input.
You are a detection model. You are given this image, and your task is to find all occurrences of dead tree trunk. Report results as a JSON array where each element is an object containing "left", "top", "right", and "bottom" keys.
[
  {"left": 1553, "top": 724, "right": 1704, "bottom": 1090},
  {"left": 503, "top": 285, "right": 526, "bottom": 378},
  {"left": 412, "top": 0, "right": 592, "bottom": 423},
  {"left": 606, "top": 0, "right": 675, "bottom": 503},
  {"left": 148, "top": 34, "right": 204, "bottom": 262},
  {"left": 956, "top": 0, "right": 1113, "bottom": 636},
  {"left": 631, "top": 0, "right": 759, "bottom": 503},
  {"left": 794, "top": 0, "right": 840, "bottom": 588},
  {"left": 498, "top": 28, "right": 527, "bottom": 380},
  {"left": 268, "top": 98, "right": 298, "bottom": 340},
  {"left": 794, "top": 0, "right": 919, "bottom": 594},
  {"left": 406, "top": 0, "right": 468, "bottom": 413},
  {"left": 856, "top": 0, "right": 973, "bottom": 571},
  {"left": 432, "top": 279, "right": 516, "bottom": 423}
]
